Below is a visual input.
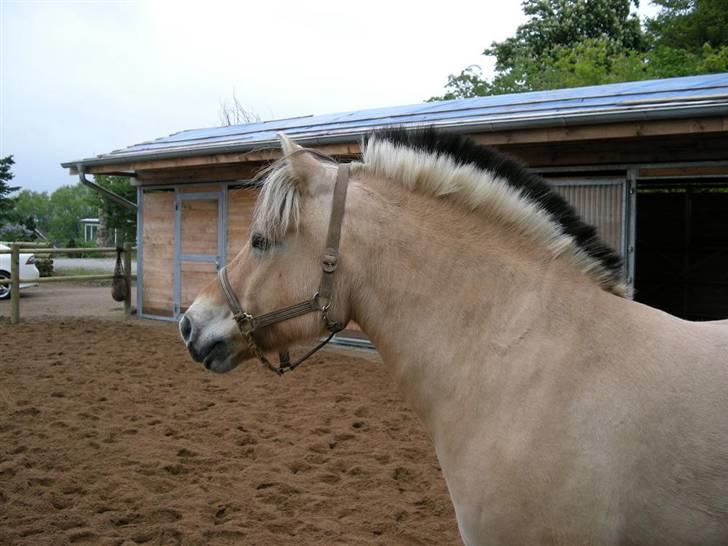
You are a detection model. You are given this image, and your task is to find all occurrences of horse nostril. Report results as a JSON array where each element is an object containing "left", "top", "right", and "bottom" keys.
[{"left": 179, "top": 315, "right": 193, "bottom": 343}]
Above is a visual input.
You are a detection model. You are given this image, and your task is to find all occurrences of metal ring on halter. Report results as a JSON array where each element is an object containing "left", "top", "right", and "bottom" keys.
[{"left": 313, "top": 292, "right": 330, "bottom": 312}]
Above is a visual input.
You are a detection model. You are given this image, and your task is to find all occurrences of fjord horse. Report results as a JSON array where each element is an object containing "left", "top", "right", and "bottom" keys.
[{"left": 181, "top": 130, "right": 728, "bottom": 545}]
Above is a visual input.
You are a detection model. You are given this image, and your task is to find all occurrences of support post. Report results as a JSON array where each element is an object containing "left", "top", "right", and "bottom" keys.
[
  {"left": 10, "top": 244, "right": 20, "bottom": 324},
  {"left": 123, "top": 242, "right": 132, "bottom": 318}
]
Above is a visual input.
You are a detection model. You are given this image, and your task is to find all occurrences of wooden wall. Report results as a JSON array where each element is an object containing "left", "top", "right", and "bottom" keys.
[
  {"left": 141, "top": 183, "right": 265, "bottom": 316},
  {"left": 178, "top": 195, "right": 220, "bottom": 311},
  {"left": 180, "top": 198, "right": 218, "bottom": 255},
  {"left": 226, "top": 186, "right": 258, "bottom": 261},
  {"left": 141, "top": 190, "right": 175, "bottom": 317},
  {"left": 180, "top": 262, "right": 217, "bottom": 311}
]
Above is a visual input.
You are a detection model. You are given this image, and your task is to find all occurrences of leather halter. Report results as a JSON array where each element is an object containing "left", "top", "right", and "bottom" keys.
[{"left": 217, "top": 164, "right": 350, "bottom": 375}]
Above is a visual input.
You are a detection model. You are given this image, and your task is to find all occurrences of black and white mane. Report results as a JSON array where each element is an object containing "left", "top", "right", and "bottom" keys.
[
  {"left": 362, "top": 129, "right": 625, "bottom": 295},
  {"left": 255, "top": 128, "right": 625, "bottom": 295}
]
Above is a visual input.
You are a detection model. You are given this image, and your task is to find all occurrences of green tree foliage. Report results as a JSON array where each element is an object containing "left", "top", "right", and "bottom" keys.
[
  {"left": 646, "top": 0, "right": 728, "bottom": 76},
  {"left": 430, "top": 0, "right": 728, "bottom": 101},
  {"left": 0, "top": 155, "right": 20, "bottom": 224},
  {"left": 436, "top": 66, "right": 494, "bottom": 100},
  {"left": 88, "top": 175, "right": 137, "bottom": 244},
  {"left": 0, "top": 158, "right": 132, "bottom": 245},
  {"left": 11, "top": 190, "right": 51, "bottom": 234},
  {"left": 45, "top": 184, "right": 96, "bottom": 245},
  {"left": 488, "top": 0, "right": 644, "bottom": 78},
  {"left": 1, "top": 178, "right": 136, "bottom": 245},
  {"left": 647, "top": 0, "right": 728, "bottom": 52},
  {"left": 530, "top": 38, "right": 649, "bottom": 89}
]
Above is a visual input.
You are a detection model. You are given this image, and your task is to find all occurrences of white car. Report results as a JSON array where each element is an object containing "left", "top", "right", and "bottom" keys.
[{"left": 0, "top": 243, "right": 40, "bottom": 300}]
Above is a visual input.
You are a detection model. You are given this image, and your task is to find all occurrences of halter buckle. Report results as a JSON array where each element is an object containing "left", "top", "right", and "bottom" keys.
[
  {"left": 322, "top": 251, "right": 338, "bottom": 273},
  {"left": 234, "top": 312, "right": 256, "bottom": 335}
]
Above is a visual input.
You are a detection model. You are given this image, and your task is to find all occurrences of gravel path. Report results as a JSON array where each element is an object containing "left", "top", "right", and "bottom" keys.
[{"left": 53, "top": 257, "right": 137, "bottom": 274}]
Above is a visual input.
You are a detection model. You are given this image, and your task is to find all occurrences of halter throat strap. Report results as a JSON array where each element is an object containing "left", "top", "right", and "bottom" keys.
[{"left": 218, "top": 163, "right": 351, "bottom": 375}]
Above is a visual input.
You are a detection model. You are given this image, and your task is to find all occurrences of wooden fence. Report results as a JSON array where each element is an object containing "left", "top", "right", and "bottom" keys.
[{"left": 0, "top": 242, "right": 135, "bottom": 324}]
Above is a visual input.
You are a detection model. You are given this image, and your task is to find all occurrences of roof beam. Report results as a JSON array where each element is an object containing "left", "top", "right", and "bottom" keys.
[
  {"left": 470, "top": 116, "right": 728, "bottom": 146},
  {"left": 67, "top": 116, "right": 728, "bottom": 176},
  {"left": 70, "top": 143, "right": 362, "bottom": 175}
]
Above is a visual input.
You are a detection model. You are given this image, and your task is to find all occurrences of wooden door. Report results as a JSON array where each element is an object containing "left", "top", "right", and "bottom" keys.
[{"left": 175, "top": 191, "right": 223, "bottom": 316}]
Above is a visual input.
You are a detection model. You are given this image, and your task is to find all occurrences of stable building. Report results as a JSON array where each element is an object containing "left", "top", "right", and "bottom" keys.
[{"left": 63, "top": 73, "right": 728, "bottom": 323}]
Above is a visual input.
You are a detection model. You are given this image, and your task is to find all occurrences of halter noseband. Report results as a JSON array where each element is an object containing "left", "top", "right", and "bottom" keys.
[{"left": 217, "top": 164, "right": 351, "bottom": 376}]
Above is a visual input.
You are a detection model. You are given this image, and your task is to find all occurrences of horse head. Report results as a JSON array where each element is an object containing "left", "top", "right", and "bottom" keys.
[{"left": 179, "top": 135, "right": 353, "bottom": 373}]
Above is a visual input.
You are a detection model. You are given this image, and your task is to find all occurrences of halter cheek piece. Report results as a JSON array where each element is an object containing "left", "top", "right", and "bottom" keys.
[{"left": 217, "top": 164, "right": 351, "bottom": 376}]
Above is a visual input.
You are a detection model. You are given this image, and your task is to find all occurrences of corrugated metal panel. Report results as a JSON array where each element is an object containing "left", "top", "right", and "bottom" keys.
[
  {"left": 551, "top": 180, "right": 626, "bottom": 255},
  {"left": 63, "top": 73, "right": 728, "bottom": 167}
]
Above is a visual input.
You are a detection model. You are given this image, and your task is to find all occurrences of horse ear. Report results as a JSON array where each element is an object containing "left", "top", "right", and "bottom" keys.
[{"left": 278, "top": 134, "right": 329, "bottom": 194}]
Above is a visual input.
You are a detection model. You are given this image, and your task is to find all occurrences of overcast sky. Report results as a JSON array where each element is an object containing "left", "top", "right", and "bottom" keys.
[{"left": 1, "top": 0, "right": 659, "bottom": 193}]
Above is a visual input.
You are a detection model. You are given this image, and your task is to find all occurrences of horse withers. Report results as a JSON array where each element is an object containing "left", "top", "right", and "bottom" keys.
[{"left": 180, "top": 129, "right": 728, "bottom": 545}]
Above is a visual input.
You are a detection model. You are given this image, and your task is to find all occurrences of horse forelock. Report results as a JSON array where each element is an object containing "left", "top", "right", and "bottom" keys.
[
  {"left": 252, "top": 159, "right": 301, "bottom": 242},
  {"left": 362, "top": 128, "right": 626, "bottom": 296}
]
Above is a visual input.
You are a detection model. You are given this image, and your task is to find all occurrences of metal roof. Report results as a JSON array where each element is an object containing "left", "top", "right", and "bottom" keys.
[{"left": 63, "top": 73, "right": 728, "bottom": 170}]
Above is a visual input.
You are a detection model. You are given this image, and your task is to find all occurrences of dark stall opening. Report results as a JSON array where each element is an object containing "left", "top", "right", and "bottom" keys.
[{"left": 634, "top": 179, "right": 728, "bottom": 321}]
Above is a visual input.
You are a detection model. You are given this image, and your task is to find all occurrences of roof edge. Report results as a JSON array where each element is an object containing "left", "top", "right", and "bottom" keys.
[{"left": 62, "top": 102, "right": 728, "bottom": 171}]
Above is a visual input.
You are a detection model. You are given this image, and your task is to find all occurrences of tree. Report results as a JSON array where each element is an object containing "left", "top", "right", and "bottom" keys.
[
  {"left": 646, "top": 0, "right": 728, "bottom": 76},
  {"left": 88, "top": 175, "right": 137, "bottom": 244},
  {"left": 1, "top": 189, "right": 51, "bottom": 241},
  {"left": 527, "top": 37, "right": 649, "bottom": 89},
  {"left": 0, "top": 155, "right": 20, "bottom": 225},
  {"left": 218, "top": 90, "right": 261, "bottom": 126},
  {"left": 487, "top": 0, "right": 645, "bottom": 72},
  {"left": 45, "top": 183, "right": 96, "bottom": 245},
  {"left": 647, "top": 0, "right": 728, "bottom": 52},
  {"left": 431, "top": 0, "right": 647, "bottom": 100},
  {"left": 434, "top": 66, "right": 494, "bottom": 101},
  {"left": 430, "top": 0, "right": 728, "bottom": 101},
  {"left": 0, "top": 163, "right": 132, "bottom": 245}
]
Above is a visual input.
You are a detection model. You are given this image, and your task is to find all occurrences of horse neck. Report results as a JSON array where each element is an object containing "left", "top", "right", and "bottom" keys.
[{"left": 342, "top": 178, "right": 614, "bottom": 433}]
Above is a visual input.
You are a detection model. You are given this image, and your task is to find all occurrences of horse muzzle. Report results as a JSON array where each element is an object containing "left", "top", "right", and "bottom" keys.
[{"left": 179, "top": 312, "right": 247, "bottom": 373}]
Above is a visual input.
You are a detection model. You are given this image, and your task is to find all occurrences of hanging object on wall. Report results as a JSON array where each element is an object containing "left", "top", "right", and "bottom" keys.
[{"left": 111, "top": 247, "right": 129, "bottom": 302}]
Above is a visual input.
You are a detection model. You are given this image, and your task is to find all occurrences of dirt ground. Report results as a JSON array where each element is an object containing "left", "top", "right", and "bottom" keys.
[
  {"left": 0, "top": 317, "right": 461, "bottom": 545},
  {"left": 0, "top": 284, "right": 135, "bottom": 320}
]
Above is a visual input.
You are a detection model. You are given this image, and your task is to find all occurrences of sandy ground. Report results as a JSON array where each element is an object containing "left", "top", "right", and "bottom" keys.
[{"left": 0, "top": 318, "right": 461, "bottom": 545}]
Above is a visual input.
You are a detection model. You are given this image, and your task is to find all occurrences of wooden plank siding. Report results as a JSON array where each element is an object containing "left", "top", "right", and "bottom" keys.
[
  {"left": 180, "top": 198, "right": 219, "bottom": 256},
  {"left": 226, "top": 186, "right": 258, "bottom": 262},
  {"left": 180, "top": 262, "right": 217, "bottom": 311},
  {"left": 141, "top": 183, "right": 258, "bottom": 317},
  {"left": 178, "top": 186, "right": 222, "bottom": 312},
  {"left": 142, "top": 191, "right": 175, "bottom": 316}
]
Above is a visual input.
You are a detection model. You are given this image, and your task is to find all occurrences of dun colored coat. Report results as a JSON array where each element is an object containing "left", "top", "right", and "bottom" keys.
[{"left": 181, "top": 130, "right": 728, "bottom": 545}]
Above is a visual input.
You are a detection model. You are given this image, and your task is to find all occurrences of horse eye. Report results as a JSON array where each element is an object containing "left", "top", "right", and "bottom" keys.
[{"left": 251, "top": 232, "right": 270, "bottom": 251}]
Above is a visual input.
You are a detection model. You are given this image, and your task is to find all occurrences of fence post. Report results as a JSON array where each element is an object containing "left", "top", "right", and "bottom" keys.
[
  {"left": 10, "top": 244, "right": 20, "bottom": 324},
  {"left": 123, "top": 242, "right": 132, "bottom": 319}
]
